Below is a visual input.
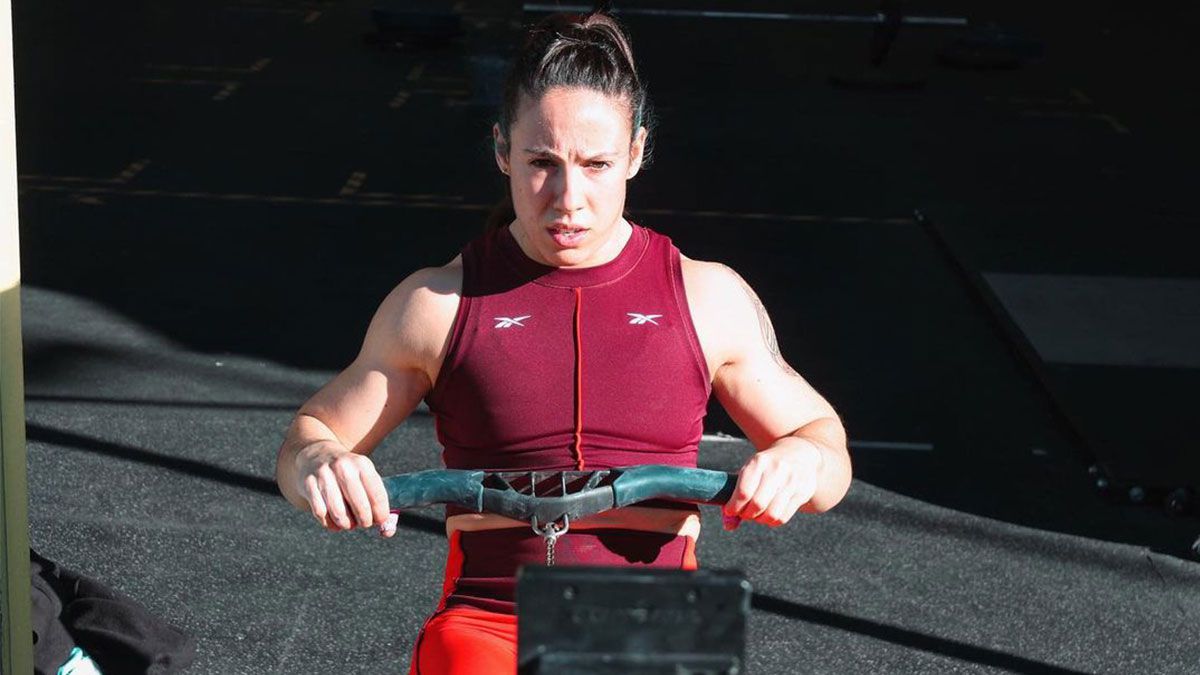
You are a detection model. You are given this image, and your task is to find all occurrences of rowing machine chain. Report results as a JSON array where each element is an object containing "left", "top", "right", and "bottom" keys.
[
  {"left": 531, "top": 514, "right": 570, "bottom": 567},
  {"left": 545, "top": 528, "right": 558, "bottom": 567}
]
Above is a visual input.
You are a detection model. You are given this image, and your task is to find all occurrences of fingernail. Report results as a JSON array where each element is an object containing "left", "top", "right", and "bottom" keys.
[{"left": 379, "top": 513, "right": 398, "bottom": 537}]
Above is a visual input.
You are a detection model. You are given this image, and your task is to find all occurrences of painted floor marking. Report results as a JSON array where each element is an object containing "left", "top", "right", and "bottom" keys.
[
  {"left": 1021, "top": 110, "right": 1130, "bottom": 134},
  {"left": 19, "top": 174, "right": 109, "bottom": 183},
  {"left": 358, "top": 192, "right": 463, "bottom": 201},
  {"left": 114, "top": 159, "right": 152, "bottom": 184},
  {"left": 987, "top": 88, "right": 1094, "bottom": 107},
  {"left": 226, "top": 4, "right": 323, "bottom": 17},
  {"left": 228, "top": 6, "right": 301, "bottom": 13},
  {"left": 145, "top": 58, "right": 272, "bottom": 74},
  {"left": 19, "top": 184, "right": 492, "bottom": 210},
  {"left": 413, "top": 88, "right": 469, "bottom": 96},
  {"left": 523, "top": 4, "right": 966, "bottom": 25},
  {"left": 986, "top": 95, "right": 1070, "bottom": 106},
  {"left": 20, "top": 183, "right": 908, "bottom": 224},
  {"left": 234, "top": 0, "right": 327, "bottom": 7},
  {"left": 393, "top": 83, "right": 475, "bottom": 107},
  {"left": 639, "top": 208, "right": 910, "bottom": 225},
  {"left": 133, "top": 78, "right": 242, "bottom": 101},
  {"left": 1093, "top": 113, "right": 1130, "bottom": 134},
  {"left": 703, "top": 434, "right": 934, "bottom": 452},
  {"left": 134, "top": 78, "right": 224, "bottom": 85},
  {"left": 339, "top": 171, "right": 368, "bottom": 196},
  {"left": 212, "top": 82, "right": 240, "bottom": 101},
  {"left": 407, "top": 64, "right": 426, "bottom": 82},
  {"left": 389, "top": 90, "right": 412, "bottom": 108},
  {"left": 21, "top": 160, "right": 152, "bottom": 185}
]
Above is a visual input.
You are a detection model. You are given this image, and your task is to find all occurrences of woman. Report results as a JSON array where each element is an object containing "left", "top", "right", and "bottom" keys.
[{"left": 275, "top": 11, "right": 851, "bottom": 674}]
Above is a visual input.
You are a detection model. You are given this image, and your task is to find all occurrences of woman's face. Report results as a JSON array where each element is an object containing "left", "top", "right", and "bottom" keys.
[{"left": 495, "top": 86, "right": 647, "bottom": 268}]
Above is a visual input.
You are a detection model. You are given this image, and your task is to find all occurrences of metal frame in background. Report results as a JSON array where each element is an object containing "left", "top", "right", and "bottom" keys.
[
  {"left": 522, "top": 3, "right": 968, "bottom": 26},
  {"left": 1, "top": 0, "right": 34, "bottom": 670}
]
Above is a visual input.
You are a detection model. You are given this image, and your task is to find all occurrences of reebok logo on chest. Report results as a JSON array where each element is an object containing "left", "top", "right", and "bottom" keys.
[
  {"left": 492, "top": 312, "right": 664, "bottom": 329},
  {"left": 493, "top": 315, "right": 531, "bottom": 328}
]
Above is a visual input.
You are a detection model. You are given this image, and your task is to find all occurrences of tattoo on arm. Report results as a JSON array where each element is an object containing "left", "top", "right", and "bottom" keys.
[{"left": 723, "top": 265, "right": 799, "bottom": 378}]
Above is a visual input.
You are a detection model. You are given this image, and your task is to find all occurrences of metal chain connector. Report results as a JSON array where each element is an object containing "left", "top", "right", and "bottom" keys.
[{"left": 531, "top": 514, "right": 570, "bottom": 567}]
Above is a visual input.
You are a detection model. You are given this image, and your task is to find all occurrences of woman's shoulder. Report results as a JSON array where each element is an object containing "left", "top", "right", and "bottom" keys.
[
  {"left": 679, "top": 254, "right": 743, "bottom": 299},
  {"left": 363, "top": 257, "right": 463, "bottom": 369},
  {"left": 678, "top": 255, "right": 754, "bottom": 375},
  {"left": 390, "top": 256, "right": 463, "bottom": 322}
]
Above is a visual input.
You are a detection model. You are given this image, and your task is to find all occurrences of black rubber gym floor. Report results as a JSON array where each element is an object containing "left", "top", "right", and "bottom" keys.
[{"left": 14, "top": 1, "right": 1200, "bottom": 672}]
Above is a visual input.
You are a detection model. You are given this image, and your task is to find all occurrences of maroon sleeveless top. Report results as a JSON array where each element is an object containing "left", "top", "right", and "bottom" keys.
[{"left": 426, "top": 223, "right": 712, "bottom": 474}]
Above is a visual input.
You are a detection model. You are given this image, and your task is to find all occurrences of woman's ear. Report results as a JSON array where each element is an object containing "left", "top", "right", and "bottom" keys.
[
  {"left": 626, "top": 126, "right": 649, "bottom": 179},
  {"left": 493, "top": 123, "right": 511, "bottom": 176}
]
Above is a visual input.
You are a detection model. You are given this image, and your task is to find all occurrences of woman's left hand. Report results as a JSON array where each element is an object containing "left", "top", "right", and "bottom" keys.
[{"left": 723, "top": 439, "right": 823, "bottom": 530}]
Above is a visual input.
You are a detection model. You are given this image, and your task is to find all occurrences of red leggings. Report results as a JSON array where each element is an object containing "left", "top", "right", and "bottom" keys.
[{"left": 408, "top": 528, "right": 698, "bottom": 675}]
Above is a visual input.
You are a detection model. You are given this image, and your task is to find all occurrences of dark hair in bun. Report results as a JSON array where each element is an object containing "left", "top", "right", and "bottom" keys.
[
  {"left": 498, "top": 12, "right": 650, "bottom": 149},
  {"left": 486, "top": 12, "right": 654, "bottom": 230}
]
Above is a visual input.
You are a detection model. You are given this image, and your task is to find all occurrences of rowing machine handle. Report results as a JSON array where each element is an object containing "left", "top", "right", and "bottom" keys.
[
  {"left": 383, "top": 469, "right": 486, "bottom": 512},
  {"left": 610, "top": 465, "right": 737, "bottom": 507},
  {"left": 382, "top": 465, "right": 737, "bottom": 515}
]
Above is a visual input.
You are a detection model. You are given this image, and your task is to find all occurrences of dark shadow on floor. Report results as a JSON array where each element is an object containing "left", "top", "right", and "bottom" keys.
[
  {"left": 751, "top": 593, "right": 1088, "bottom": 675},
  {"left": 25, "top": 423, "right": 446, "bottom": 536},
  {"left": 26, "top": 394, "right": 303, "bottom": 412}
]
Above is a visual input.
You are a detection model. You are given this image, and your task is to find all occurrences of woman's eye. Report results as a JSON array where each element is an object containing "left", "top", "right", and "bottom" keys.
[
  {"left": 530, "top": 159, "right": 555, "bottom": 168},
  {"left": 588, "top": 161, "right": 611, "bottom": 170}
]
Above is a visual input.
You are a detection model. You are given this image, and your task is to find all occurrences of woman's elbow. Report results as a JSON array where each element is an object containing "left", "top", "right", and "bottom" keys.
[{"left": 806, "top": 442, "right": 853, "bottom": 513}]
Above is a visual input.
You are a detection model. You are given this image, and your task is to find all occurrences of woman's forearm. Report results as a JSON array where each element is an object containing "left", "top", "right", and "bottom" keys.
[{"left": 275, "top": 413, "right": 349, "bottom": 511}]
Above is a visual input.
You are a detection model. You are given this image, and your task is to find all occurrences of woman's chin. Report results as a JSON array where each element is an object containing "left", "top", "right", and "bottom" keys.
[
  {"left": 540, "top": 249, "right": 592, "bottom": 268},
  {"left": 537, "top": 233, "right": 595, "bottom": 267}
]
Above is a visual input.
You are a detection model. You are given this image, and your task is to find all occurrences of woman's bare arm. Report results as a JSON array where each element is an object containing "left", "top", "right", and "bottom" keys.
[
  {"left": 682, "top": 258, "right": 851, "bottom": 525},
  {"left": 275, "top": 263, "right": 461, "bottom": 531}
]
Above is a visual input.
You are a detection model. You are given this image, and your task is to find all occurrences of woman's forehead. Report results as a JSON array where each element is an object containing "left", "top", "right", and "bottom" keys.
[{"left": 512, "top": 87, "right": 632, "bottom": 148}]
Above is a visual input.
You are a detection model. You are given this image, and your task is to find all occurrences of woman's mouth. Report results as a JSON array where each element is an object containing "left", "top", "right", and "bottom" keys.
[{"left": 548, "top": 225, "right": 587, "bottom": 247}]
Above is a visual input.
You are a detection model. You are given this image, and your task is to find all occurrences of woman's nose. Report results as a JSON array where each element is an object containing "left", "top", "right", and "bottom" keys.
[{"left": 554, "top": 167, "right": 586, "bottom": 212}]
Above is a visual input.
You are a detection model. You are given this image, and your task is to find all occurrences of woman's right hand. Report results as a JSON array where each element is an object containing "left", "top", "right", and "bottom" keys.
[{"left": 296, "top": 443, "right": 397, "bottom": 538}]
